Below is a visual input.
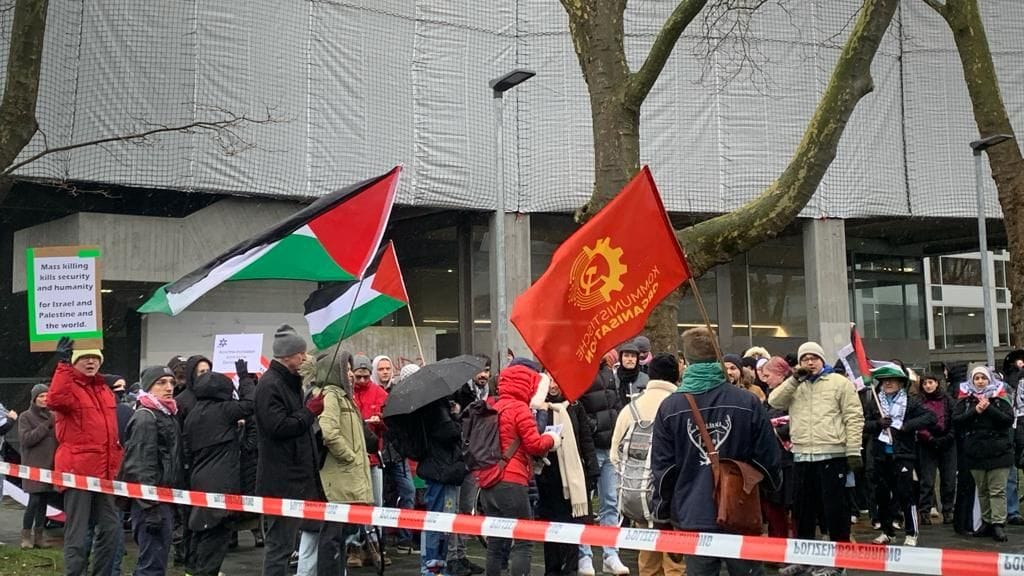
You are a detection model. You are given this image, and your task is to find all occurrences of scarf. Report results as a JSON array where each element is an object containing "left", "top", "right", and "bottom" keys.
[
  {"left": 677, "top": 361, "right": 725, "bottom": 394},
  {"left": 958, "top": 378, "right": 1007, "bottom": 400},
  {"left": 808, "top": 364, "right": 835, "bottom": 382},
  {"left": 877, "top": 388, "right": 907, "bottom": 445},
  {"left": 550, "top": 402, "right": 588, "bottom": 518},
  {"left": 1016, "top": 381, "right": 1024, "bottom": 419},
  {"left": 137, "top": 390, "right": 178, "bottom": 416}
]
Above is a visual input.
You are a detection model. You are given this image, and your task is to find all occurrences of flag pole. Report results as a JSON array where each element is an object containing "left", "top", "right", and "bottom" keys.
[
  {"left": 687, "top": 277, "right": 728, "bottom": 375},
  {"left": 405, "top": 303, "right": 426, "bottom": 363},
  {"left": 323, "top": 280, "right": 366, "bottom": 386}
]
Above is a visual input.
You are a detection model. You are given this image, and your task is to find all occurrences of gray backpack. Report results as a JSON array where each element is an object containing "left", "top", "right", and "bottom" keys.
[{"left": 616, "top": 401, "right": 654, "bottom": 526}]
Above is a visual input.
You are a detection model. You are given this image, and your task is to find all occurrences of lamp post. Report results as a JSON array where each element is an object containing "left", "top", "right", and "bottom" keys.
[
  {"left": 489, "top": 69, "right": 535, "bottom": 370},
  {"left": 969, "top": 134, "right": 1014, "bottom": 368}
]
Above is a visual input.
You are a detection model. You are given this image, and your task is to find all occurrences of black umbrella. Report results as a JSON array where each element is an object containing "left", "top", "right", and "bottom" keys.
[{"left": 382, "top": 355, "right": 486, "bottom": 417}]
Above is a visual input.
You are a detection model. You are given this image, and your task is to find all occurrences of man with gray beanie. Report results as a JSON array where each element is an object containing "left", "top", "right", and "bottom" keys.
[
  {"left": 769, "top": 341, "right": 864, "bottom": 561},
  {"left": 256, "top": 325, "right": 324, "bottom": 576}
]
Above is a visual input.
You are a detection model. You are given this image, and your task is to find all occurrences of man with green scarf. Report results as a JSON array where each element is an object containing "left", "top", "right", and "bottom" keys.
[{"left": 651, "top": 327, "right": 780, "bottom": 576}]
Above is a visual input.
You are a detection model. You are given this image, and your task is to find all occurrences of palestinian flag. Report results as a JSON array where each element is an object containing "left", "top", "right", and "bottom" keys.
[
  {"left": 139, "top": 167, "right": 401, "bottom": 315},
  {"left": 304, "top": 241, "right": 409, "bottom": 349},
  {"left": 836, "top": 323, "right": 891, "bottom": 390}
]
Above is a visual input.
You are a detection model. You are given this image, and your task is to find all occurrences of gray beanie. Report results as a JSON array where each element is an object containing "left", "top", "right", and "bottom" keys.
[
  {"left": 140, "top": 365, "right": 175, "bottom": 391},
  {"left": 273, "top": 324, "right": 307, "bottom": 358},
  {"left": 31, "top": 384, "right": 49, "bottom": 402},
  {"left": 634, "top": 335, "right": 652, "bottom": 354}
]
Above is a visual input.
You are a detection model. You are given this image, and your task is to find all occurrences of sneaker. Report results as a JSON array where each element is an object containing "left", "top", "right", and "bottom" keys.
[
  {"left": 871, "top": 533, "right": 891, "bottom": 545},
  {"left": 603, "top": 556, "right": 630, "bottom": 575},
  {"left": 449, "top": 558, "right": 472, "bottom": 576},
  {"left": 288, "top": 551, "right": 299, "bottom": 568},
  {"left": 778, "top": 565, "right": 812, "bottom": 576},
  {"left": 346, "top": 551, "right": 363, "bottom": 568},
  {"left": 577, "top": 556, "right": 596, "bottom": 576},
  {"left": 850, "top": 515, "right": 858, "bottom": 525},
  {"left": 943, "top": 511, "right": 954, "bottom": 525},
  {"left": 809, "top": 568, "right": 846, "bottom": 576},
  {"left": 893, "top": 521, "right": 902, "bottom": 531},
  {"left": 466, "top": 559, "right": 484, "bottom": 574},
  {"left": 993, "top": 524, "right": 1008, "bottom": 542},
  {"left": 920, "top": 513, "right": 932, "bottom": 526},
  {"left": 903, "top": 535, "right": 917, "bottom": 547},
  {"left": 930, "top": 507, "right": 940, "bottom": 518},
  {"left": 395, "top": 538, "right": 420, "bottom": 554},
  {"left": 870, "top": 520, "right": 881, "bottom": 530},
  {"left": 1008, "top": 515, "right": 1024, "bottom": 526}
]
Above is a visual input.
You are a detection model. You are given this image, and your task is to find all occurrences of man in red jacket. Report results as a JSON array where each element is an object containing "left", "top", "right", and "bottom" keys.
[
  {"left": 46, "top": 337, "right": 124, "bottom": 576},
  {"left": 480, "top": 361, "right": 560, "bottom": 576},
  {"left": 350, "top": 354, "right": 389, "bottom": 567}
]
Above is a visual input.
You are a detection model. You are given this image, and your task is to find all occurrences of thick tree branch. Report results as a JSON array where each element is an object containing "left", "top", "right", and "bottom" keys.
[
  {"left": 0, "top": 0, "right": 49, "bottom": 203},
  {"left": 921, "top": 0, "right": 947, "bottom": 16},
  {"left": 2, "top": 111, "right": 278, "bottom": 176},
  {"left": 677, "top": 0, "right": 900, "bottom": 278},
  {"left": 624, "top": 0, "right": 708, "bottom": 106}
]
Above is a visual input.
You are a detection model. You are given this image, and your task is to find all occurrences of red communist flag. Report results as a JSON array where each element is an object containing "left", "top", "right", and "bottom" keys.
[{"left": 510, "top": 166, "right": 691, "bottom": 401}]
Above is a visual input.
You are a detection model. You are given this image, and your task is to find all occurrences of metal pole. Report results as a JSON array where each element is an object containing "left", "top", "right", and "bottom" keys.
[
  {"left": 975, "top": 150, "right": 996, "bottom": 368},
  {"left": 493, "top": 91, "right": 508, "bottom": 371}
]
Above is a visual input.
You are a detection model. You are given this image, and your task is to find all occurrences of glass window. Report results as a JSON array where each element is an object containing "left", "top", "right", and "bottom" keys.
[
  {"left": 850, "top": 254, "right": 927, "bottom": 340},
  {"left": 999, "top": 308, "right": 1010, "bottom": 347},
  {"left": 939, "top": 306, "right": 985, "bottom": 348},
  {"left": 997, "top": 289, "right": 1007, "bottom": 304},
  {"left": 391, "top": 224, "right": 461, "bottom": 358},
  {"left": 931, "top": 285, "right": 942, "bottom": 302},
  {"left": 679, "top": 270, "right": 718, "bottom": 328},
  {"left": 745, "top": 241, "right": 806, "bottom": 338},
  {"left": 932, "top": 308, "right": 945, "bottom": 349},
  {"left": 940, "top": 257, "right": 982, "bottom": 286},
  {"left": 996, "top": 260, "right": 1007, "bottom": 288}
]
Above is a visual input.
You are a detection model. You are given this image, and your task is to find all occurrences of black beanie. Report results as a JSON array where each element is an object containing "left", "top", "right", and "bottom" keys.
[{"left": 649, "top": 353, "right": 680, "bottom": 384}]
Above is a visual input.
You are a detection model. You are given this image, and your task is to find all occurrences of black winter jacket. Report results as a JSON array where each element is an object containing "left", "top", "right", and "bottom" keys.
[
  {"left": 579, "top": 365, "right": 621, "bottom": 449},
  {"left": 120, "top": 403, "right": 183, "bottom": 507},
  {"left": 175, "top": 355, "right": 210, "bottom": 429},
  {"left": 535, "top": 397, "right": 599, "bottom": 504},
  {"left": 863, "top": 390, "right": 935, "bottom": 462},
  {"left": 416, "top": 400, "right": 467, "bottom": 486},
  {"left": 184, "top": 372, "right": 255, "bottom": 531},
  {"left": 953, "top": 392, "right": 1015, "bottom": 470},
  {"left": 255, "top": 361, "right": 320, "bottom": 499}
]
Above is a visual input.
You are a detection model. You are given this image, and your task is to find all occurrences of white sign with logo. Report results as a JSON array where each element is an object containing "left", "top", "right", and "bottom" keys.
[{"left": 212, "top": 333, "right": 264, "bottom": 374}]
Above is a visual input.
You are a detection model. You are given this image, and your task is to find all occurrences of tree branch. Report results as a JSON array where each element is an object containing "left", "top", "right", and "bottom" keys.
[
  {"left": 676, "top": 0, "right": 900, "bottom": 277},
  {"left": 624, "top": 0, "right": 708, "bottom": 106},
  {"left": 2, "top": 110, "right": 278, "bottom": 176},
  {"left": 921, "top": 0, "right": 948, "bottom": 16}
]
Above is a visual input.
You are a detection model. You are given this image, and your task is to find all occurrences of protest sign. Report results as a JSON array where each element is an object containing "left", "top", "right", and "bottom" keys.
[
  {"left": 212, "top": 333, "right": 264, "bottom": 374},
  {"left": 27, "top": 246, "right": 103, "bottom": 352}
]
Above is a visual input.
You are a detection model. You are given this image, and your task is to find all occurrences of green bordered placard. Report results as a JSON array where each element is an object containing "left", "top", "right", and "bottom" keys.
[{"left": 26, "top": 245, "right": 104, "bottom": 352}]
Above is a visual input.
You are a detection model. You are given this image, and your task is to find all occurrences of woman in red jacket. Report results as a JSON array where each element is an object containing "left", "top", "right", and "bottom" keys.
[{"left": 480, "top": 362, "right": 560, "bottom": 576}]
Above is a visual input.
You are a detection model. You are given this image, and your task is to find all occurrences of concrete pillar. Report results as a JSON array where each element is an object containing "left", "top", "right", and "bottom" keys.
[
  {"left": 489, "top": 212, "right": 531, "bottom": 363},
  {"left": 803, "top": 219, "right": 850, "bottom": 356}
]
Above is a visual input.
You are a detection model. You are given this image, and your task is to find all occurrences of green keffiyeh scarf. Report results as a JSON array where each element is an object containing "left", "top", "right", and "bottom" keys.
[{"left": 677, "top": 361, "right": 726, "bottom": 394}]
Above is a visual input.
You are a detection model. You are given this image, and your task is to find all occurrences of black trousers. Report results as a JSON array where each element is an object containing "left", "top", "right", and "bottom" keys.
[
  {"left": 954, "top": 437, "right": 977, "bottom": 534},
  {"left": 262, "top": 515, "right": 303, "bottom": 576},
  {"left": 917, "top": 444, "right": 956, "bottom": 515},
  {"left": 23, "top": 492, "right": 53, "bottom": 530},
  {"left": 792, "top": 457, "right": 851, "bottom": 542},
  {"left": 535, "top": 491, "right": 587, "bottom": 576},
  {"left": 316, "top": 521, "right": 358, "bottom": 576},
  {"left": 191, "top": 523, "right": 233, "bottom": 576},
  {"left": 873, "top": 455, "right": 919, "bottom": 537},
  {"left": 480, "top": 482, "right": 533, "bottom": 576}
]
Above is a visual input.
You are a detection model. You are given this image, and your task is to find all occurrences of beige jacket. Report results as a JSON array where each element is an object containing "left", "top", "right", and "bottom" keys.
[
  {"left": 319, "top": 385, "right": 373, "bottom": 505},
  {"left": 768, "top": 371, "right": 864, "bottom": 457},
  {"left": 610, "top": 380, "right": 677, "bottom": 466}
]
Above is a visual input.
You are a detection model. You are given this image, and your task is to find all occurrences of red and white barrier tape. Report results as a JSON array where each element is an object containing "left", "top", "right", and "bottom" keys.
[{"left": 2, "top": 462, "right": 1021, "bottom": 576}]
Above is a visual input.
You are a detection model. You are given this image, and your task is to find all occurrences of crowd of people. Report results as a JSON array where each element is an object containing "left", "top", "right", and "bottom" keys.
[{"left": 3, "top": 324, "right": 1024, "bottom": 576}]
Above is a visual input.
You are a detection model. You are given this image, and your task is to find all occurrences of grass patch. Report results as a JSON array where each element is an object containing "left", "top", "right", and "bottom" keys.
[{"left": 0, "top": 547, "right": 64, "bottom": 576}]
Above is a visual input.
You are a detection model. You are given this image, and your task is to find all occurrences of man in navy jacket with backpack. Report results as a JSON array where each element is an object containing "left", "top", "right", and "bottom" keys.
[{"left": 651, "top": 327, "right": 780, "bottom": 576}]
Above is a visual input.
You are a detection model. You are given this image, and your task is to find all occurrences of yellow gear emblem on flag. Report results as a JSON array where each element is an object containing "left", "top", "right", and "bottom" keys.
[{"left": 568, "top": 237, "right": 627, "bottom": 310}]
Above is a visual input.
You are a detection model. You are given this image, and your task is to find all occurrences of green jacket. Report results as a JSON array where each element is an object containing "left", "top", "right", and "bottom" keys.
[
  {"left": 318, "top": 385, "right": 373, "bottom": 505},
  {"left": 768, "top": 372, "right": 865, "bottom": 457}
]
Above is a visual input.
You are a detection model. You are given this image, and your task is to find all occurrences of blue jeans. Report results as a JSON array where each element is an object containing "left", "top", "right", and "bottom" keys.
[
  {"left": 420, "top": 481, "right": 459, "bottom": 575},
  {"left": 579, "top": 448, "right": 620, "bottom": 561},
  {"left": 1008, "top": 466, "right": 1020, "bottom": 518},
  {"left": 387, "top": 460, "right": 417, "bottom": 542}
]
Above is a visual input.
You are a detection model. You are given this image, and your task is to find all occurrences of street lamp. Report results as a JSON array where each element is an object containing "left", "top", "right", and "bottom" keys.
[
  {"left": 970, "top": 133, "right": 1014, "bottom": 369},
  {"left": 490, "top": 69, "right": 535, "bottom": 370}
]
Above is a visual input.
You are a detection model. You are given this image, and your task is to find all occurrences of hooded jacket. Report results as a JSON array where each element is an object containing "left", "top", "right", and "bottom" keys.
[
  {"left": 320, "top": 381, "right": 374, "bottom": 504},
  {"left": 651, "top": 382, "right": 780, "bottom": 532},
  {"left": 863, "top": 387, "right": 935, "bottom": 461},
  {"left": 917, "top": 386, "right": 955, "bottom": 450},
  {"left": 183, "top": 372, "right": 255, "bottom": 530},
  {"left": 953, "top": 370, "right": 1014, "bottom": 471},
  {"left": 352, "top": 379, "right": 389, "bottom": 467},
  {"left": 175, "top": 355, "right": 211, "bottom": 427},
  {"left": 493, "top": 365, "right": 556, "bottom": 486},
  {"left": 121, "top": 399, "right": 184, "bottom": 504},
  {"left": 47, "top": 362, "right": 123, "bottom": 481},
  {"left": 415, "top": 399, "right": 467, "bottom": 486},
  {"left": 255, "top": 360, "right": 321, "bottom": 499},
  {"left": 18, "top": 403, "right": 57, "bottom": 493},
  {"left": 579, "top": 363, "right": 622, "bottom": 449}
]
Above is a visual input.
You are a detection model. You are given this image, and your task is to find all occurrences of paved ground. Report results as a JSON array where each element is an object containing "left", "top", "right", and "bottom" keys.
[{"left": 2, "top": 498, "right": 1023, "bottom": 575}]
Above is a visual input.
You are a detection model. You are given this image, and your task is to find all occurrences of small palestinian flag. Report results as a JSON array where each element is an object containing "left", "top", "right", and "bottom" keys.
[
  {"left": 139, "top": 167, "right": 400, "bottom": 316},
  {"left": 304, "top": 241, "right": 409, "bottom": 350}
]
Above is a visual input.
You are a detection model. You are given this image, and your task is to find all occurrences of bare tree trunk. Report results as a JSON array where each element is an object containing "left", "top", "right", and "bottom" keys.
[
  {"left": 925, "top": 0, "right": 1024, "bottom": 348},
  {"left": 564, "top": 0, "right": 899, "bottom": 353},
  {"left": 0, "top": 0, "right": 49, "bottom": 205}
]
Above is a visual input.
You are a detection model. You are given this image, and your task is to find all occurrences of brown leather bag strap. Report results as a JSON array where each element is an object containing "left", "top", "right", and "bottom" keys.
[{"left": 684, "top": 393, "right": 720, "bottom": 474}]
